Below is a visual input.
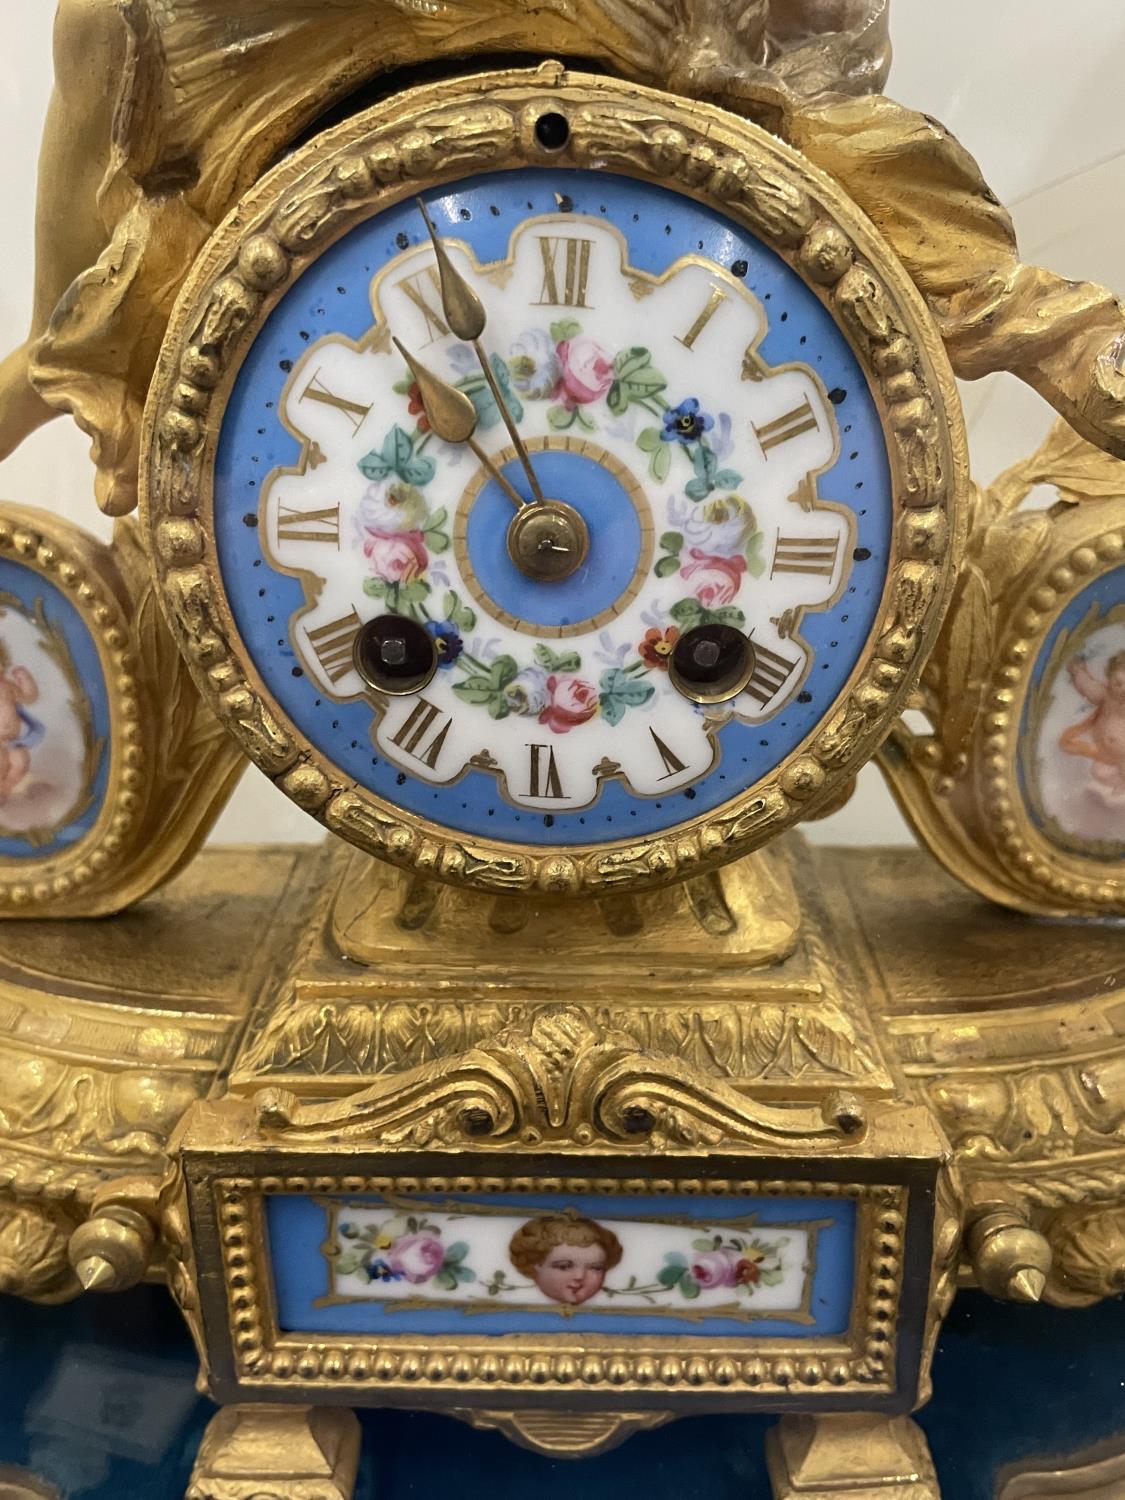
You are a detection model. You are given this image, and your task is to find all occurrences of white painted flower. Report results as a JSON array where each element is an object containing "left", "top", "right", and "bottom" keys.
[
  {"left": 504, "top": 665, "right": 550, "bottom": 716},
  {"left": 357, "top": 480, "right": 427, "bottom": 534},
  {"left": 509, "top": 328, "right": 563, "bottom": 399},
  {"left": 682, "top": 494, "right": 757, "bottom": 557}
]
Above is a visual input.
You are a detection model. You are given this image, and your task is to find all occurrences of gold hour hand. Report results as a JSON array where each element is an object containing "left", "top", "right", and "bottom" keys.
[
  {"left": 393, "top": 338, "right": 528, "bottom": 511},
  {"left": 418, "top": 198, "right": 548, "bottom": 507},
  {"left": 417, "top": 198, "right": 486, "bottom": 341}
]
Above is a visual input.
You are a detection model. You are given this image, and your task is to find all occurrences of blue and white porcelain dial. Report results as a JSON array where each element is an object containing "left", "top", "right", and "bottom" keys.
[
  {"left": 144, "top": 69, "right": 961, "bottom": 893},
  {"left": 214, "top": 168, "right": 892, "bottom": 845}
]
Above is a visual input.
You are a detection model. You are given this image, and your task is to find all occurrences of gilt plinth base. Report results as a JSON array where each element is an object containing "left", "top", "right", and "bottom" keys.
[{"left": 229, "top": 834, "right": 898, "bottom": 1102}]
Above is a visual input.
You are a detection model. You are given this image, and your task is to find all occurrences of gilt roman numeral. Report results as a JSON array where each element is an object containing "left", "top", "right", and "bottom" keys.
[
  {"left": 391, "top": 699, "right": 452, "bottom": 769},
  {"left": 745, "top": 642, "right": 799, "bottom": 707},
  {"left": 299, "top": 374, "right": 371, "bottom": 434},
  {"left": 677, "top": 286, "right": 728, "bottom": 351},
  {"left": 527, "top": 743, "right": 565, "bottom": 799},
  {"left": 278, "top": 504, "right": 340, "bottom": 546},
  {"left": 306, "top": 609, "right": 362, "bottom": 684},
  {"left": 536, "top": 236, "right": 593, "bottom": 308},
  {"left": 397, "top": 266, "right": 450, "bottom": 344},
  {"left": 754, "top": 398, "right": 819, "bottom": 455},
  {"left": 771, "top": 533, "right": 840, "bottom": 579},
  {"left": 650, "top": 729, "right": 688, "bottom": 781}
]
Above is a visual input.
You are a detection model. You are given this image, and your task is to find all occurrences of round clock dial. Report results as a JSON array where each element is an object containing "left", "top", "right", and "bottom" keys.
[{"left": 144, "top": 68, "right": 964, "bottom": 895}]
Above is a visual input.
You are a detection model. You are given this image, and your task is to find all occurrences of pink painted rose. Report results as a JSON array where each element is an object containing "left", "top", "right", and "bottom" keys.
[
  {"left": 386, "top": 1232, "right": 445, "bottom": 1284},
  {"left": 363, "top": 528, "right": 428, "bottom": 584},
  {"left": 539, "top": 673, "right": 599, "bottom": 734},
  {"left": 690, "top": 1250, "right": 739, "bottom": 1290},
  {"left": 681, "top": 549, "right": 747, "bottom": 609},
  {"left": 556, "top": 336, "right": 614, "bottom": 408}
]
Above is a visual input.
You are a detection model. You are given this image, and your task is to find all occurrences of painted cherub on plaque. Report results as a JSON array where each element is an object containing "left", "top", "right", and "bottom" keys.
[
  {"left": 0, "top": 575, "right": 105, "bottom": 852},
  {"left": 316, "top": 1200, "right": 811, "bottom": 1324},
  {"left": 1021, "top": 576, "right": 1125, "bottom": 856}
]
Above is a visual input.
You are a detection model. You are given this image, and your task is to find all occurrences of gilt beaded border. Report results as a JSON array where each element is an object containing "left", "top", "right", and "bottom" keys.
[
  {"left": 0, "top": 512, "right": 144, "bottom": 908},
  {"left": 980, "top": 522, "right": 1125, "bottom": 911},
  {"left": 212, "top": 1173, "right": 907, "bottom": 1401},
  {"left": 142, "top": 65, "right": 965, "bottom": 897}
]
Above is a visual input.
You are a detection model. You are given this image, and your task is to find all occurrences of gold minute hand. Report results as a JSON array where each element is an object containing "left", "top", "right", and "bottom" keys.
[
  {"left": 418, "top": 198, "right": 548, "bottom": 507},
  {"left": 393, "top": 338, "right": 528, "bottom": 511}
]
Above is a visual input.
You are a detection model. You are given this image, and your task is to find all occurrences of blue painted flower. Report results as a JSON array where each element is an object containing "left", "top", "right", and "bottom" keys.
[
  {"left": 365, "top": 1257, "right": 403, "bottom": 1283},
  {"left": 661, "top": 398, "right": 714, "bottom": 444},
  {"left": 426, "top": 620, "right": 464, "bottom": 667}
]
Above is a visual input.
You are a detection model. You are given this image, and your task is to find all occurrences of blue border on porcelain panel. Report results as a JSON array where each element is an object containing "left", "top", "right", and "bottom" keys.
[
  {"left": 0, "top": 558, "right": 111, "bottom": 860},
  {"left": 1018, "top": 564, "right": 1125, "bottom": 859},
  {"left": 266, "top": 1191, "right": 856, "bottom": 1339},
  {"left": 215, "top": 167, "right": 893, "bottom": 846}
]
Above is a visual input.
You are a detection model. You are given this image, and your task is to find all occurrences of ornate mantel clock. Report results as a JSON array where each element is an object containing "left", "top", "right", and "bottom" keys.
[{"left": 2, "top": 6, "right": 1125, "bottom": 1500}]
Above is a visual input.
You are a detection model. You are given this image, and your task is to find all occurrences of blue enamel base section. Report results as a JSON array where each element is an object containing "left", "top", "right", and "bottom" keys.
[
  {"left": 0, "top": 558, "right": 111, "bottom": 860},
  {"left": 468, "top": 450, "right": 643, "bottom": 629},
  {"left": 215, "top": 167, "right": 892, "bottom": 845},
  {"left": 1019, "top": 564, "right": 1125, "bottom": 857},
  {"left": 266, "top": 1192, "right": 855, "bottom": 1340}
]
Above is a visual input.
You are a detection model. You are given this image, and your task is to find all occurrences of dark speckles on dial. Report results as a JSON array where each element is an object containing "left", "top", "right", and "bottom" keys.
[{"left": 212, "top": 167, "right": 892, "bottom": 849}]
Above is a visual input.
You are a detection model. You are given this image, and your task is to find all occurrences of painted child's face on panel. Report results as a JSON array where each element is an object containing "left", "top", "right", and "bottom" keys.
[{"left": 532, "top": 1242, "right": 609, "bottom": 1305}]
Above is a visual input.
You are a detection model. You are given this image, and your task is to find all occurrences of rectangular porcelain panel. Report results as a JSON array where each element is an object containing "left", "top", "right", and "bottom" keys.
[{"left": 266, "top": 1191, "right": 855, "bottom": 1339}]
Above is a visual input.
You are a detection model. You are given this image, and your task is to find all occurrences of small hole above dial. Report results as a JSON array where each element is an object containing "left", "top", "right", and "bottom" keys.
[{"left": 535, "top": 112, "right": 571, "bottom": 151}]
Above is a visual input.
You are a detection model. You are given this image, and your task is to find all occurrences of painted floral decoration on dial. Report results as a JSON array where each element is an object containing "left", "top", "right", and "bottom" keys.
[{"left": 252, "top": 174, "right": 881, "bottom": 821}]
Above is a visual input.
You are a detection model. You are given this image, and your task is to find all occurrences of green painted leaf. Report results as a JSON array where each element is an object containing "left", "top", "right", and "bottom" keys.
[
  {"left": 614, "top": 347, "right": 653, "bottom": 380},
  {"left": 659, "top": 531, "right": 683, "bottom": 554},
  {"left": 621, "top": 369, "right": 668, "bottom": 403},
  {"left": 664, "top": 1251, "right": 687, "bottom": 1268},
  {"left": 599, "top": 667, "right": 655, "bottom": 726},
  {"left": 551, "top": 318, "right": 582, "bottom": 341},
  {"left": 759, "top": 1268, "right": 784, "bottom": 1287},
  {"left": 607, "top": 382, "right": 628, "bottom": 417},
  {"left": 746, "top": 531, "right": 767, "bottom": 580},
  {"left": 397, "top": 581, "right": 430, "bottom": 605},
  {"left": 650, "top": 444, "right": 672, "bottom": 483},
  {"left": 384, "top": 424, "right": 414, "bottom": 471},
  {"left": 575, "top": 409, "right": 597, "bottom": 431},
  {"left": 445, "top": 1241, "right": 470, "bottom": 1264},
  {"left": 434, "top": 1268, "right": 459, "bottom": 1292},
  {"left": 691, "top": 1237, "right": 716, "bottom": 1252},
  {"left": 453, "top": 677, "right": 499, "bottom": 706},
  {"left": 454, "top": 1265, "right": 476, "bottom": 1284},
  {"left": 637, "top": 427, "right": 662, "bottom": 453},
  {"left": 669, "top": 598, "right": 704, "bottom": 629},
  {"left": 442, "top": 591, "right": 458, "bottom": 620},
  {"left": 547, "top": 404, "right": 575, "bottom": 431},
  {"left": 427, "top": 530, "right": 450, "bottom": 554},
  {"left": 362, "top": 578, "right": 388, "bottom": 599},
  {"left": 534, "top": 643, "right": 582, "bottom": 672},
  {"left": 714, "top": 468, "right": 743, "bottom": 490},
  {"left": 400, "top": 454, "right": 436, "bottom": 486},
  {"left": 685, "top": 477, "right": 711, "bottom": 501},
  {"left": 657, "top": 1264, "right": 685, "bottom": 1288},
  {"left": 357, "top": 452, "right": 392, "bottom": 481},
  {"left": 705, "top": 606, "right": 746, "bottom": 629},
  {"left": 654, "top": 555, "right": 681, "bottom": 579},
  {"left": 490, "top": 655, "right": 519, "bottom": 690},
  {"left": 680, "top": 1275, "right": 701, "bottom": 1300},
  {"left": 334, "top": 1249, "right": 367, "bottom": 1276},
  {"left": 424, "top": 507, "right": 448, "bottom": 534}
]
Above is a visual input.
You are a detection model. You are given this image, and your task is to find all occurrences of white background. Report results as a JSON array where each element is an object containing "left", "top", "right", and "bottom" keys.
[{"left": 3, "top": 1, "right": 1122, "bottom": 847}]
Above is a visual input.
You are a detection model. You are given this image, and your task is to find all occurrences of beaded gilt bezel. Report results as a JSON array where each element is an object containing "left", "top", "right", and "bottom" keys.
[{"left": 141, "top": 63, "right": 966, "bottom": 897}]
